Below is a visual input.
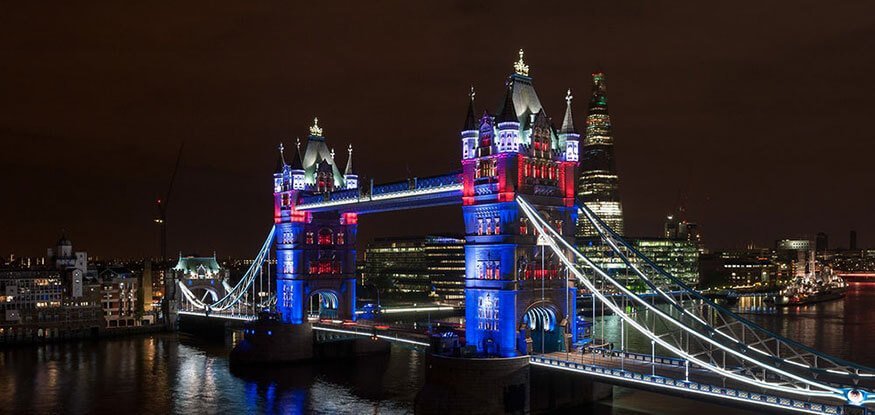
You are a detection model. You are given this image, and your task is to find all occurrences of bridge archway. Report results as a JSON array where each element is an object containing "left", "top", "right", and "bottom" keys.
[
  {"left": 307, "top": 290, "right": 340, "bottom": 320},
  {"left": 524, "top": 303, "right": 565, "bottom": 354},
  {"left": 187, "top": 284, "right": 221, "bottom": 304}
]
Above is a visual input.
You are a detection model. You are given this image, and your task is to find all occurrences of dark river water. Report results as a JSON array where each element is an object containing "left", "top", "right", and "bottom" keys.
[{"left": 2, "top": 284, "right": 875, "bottom": 414}]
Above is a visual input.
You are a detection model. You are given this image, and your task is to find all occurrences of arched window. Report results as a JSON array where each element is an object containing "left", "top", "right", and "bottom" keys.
[{"left": 318, "top": 228, "right": 333, "bottom": 245}]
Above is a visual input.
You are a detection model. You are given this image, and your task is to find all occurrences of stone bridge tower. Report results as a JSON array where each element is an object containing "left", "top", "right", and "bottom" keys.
[
  {"left": 461, "top": 51, "right": 579, "bottom": 357},
  {"left": 273, "top": 119, "right": 358, "bottom": 324}
]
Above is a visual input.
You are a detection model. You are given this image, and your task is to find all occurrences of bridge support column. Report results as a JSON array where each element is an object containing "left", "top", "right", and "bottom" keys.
[
  {"left": 416, "top": 354, "right": 530, "bottom": 414},
  {"left": 230, "top": 320, "right": 313, "bottom": 364},
  {"left": 530, "top": 362, "right": 612, "bottom": 412}
]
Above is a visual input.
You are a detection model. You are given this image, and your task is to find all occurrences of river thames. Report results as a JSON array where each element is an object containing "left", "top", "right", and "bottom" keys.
[{"left": 2, "top": 284, "right": 874, "bottom": 414}]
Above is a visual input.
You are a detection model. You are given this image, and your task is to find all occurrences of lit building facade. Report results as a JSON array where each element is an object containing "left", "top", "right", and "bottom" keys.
[
  {"left": 273, "top": 120, "right": 358, "bottom": 323},
  {"left": 361, "top": 235, "right": 466, "bottom": 305},
  {"left": 579, "top": 237, "right": 699, "bottom": 291},
  {"left": 462, "top": 51, "right": 578, "bottom": 357},
  {"left": 699, "top": 250, "right": 777, "bottom": 289},
  {"left": 0, "top": 236, "right": 101, "bottom": 343},
  {"left": 577, "top": 72, "right": 625, "bottom": 238},
  {"left": 98, "top": 267, "right": 141, "bottom": 327}
]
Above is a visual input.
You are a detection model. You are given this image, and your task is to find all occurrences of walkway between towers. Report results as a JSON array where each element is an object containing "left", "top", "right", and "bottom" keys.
[{"left": 294, "top": 172, "right": 463, "bottom": 214}]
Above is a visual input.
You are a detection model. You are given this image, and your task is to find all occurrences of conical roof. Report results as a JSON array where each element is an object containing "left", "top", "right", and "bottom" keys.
[
  {"left": 463, "top": 93, "right": 477, "bottom": 131},
  {"left": 496, "top": 80, "right": 518, "bottom": 123},
  {"left": 560, "top": 89, "right": 576, "bottom": 134},
  {"left": 275, "top": 143, "right": 287, "bottom": 173},
  {"left": 344, "top": 145, "right": 354, "bottom": 175}
]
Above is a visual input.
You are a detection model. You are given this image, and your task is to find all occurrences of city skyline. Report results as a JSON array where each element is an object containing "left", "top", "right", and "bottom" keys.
[{"left": 3, "top": 2, "right": 875, "bottom": 258}]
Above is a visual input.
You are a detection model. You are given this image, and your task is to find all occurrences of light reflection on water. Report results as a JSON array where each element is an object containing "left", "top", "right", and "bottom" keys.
[{"left": 1, "top": 285, "right": 873, "bottom": 414}]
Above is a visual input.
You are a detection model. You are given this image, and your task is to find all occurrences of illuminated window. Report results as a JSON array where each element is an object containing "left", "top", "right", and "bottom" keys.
[
  {"left": 336, "top": 231, "right": 345, "bottom": 245},
  {"left": 318, "top": 228, "right": 333, "bottom": 245},
  {"left": 494, "top": 216, "right": 501, "bottom": 234},
  {"left": 305, "top": 232, "right": 314, "bottom": 245},
  {"left": 477, "top": 218, "right": 484, "bottom": 236}
]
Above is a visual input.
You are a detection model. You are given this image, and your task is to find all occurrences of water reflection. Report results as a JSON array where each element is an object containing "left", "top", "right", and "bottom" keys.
[{"left": 1, "top": 286, "right": 874, "bottom": 414}]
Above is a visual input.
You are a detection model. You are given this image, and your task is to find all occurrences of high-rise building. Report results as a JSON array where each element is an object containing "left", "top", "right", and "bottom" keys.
[
  {"left": 360, "top": 235, "right": 466, "bottom": 305},
  {"left": 577, "top": 72, "right": 624, "bottom": 237}
]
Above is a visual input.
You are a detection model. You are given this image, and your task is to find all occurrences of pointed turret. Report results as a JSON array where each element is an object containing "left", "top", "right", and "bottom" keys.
[
  {"left": 344, "top": 145, "right": 354, "bottom": 176},
  {"left": 290, "top": 138, "right": 304, "bottom": 170},
  {"left": 559, "top": 89, "right": 580, "bottom": 162},
  {"left": 275, "top": 142, "right": 287, "bottom": 173},
  {"left": 560, "top": 89, "right": 576, "bottom": 135},
  {"left": 496, "top": 80, "right": 518, "bottom": 124},
  {"left": 461, "top": 86, "right": 479, "bottom": 160},
  {"left": 288, "top": 138, "right": 305, "bottom": 190},
  {"left": 496, "top": 79, "right": 520, "bottom": 153},
  {"left": 344, "top": 144, "right": 358, "bottom": 189},
  {"left": 273, "top": 143, "right": 289, "bottom": 193},
  {"left": 463, "top": 85, "right": 477, "bottom": 131}
]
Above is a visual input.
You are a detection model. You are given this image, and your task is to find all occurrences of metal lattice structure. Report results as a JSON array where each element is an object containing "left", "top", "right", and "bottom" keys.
[
  {"left": 517, "top": 195, "right": 875, "bottom": 406},
  {"left": 177, "top": 226, "right": 275, "bottom": 314}
]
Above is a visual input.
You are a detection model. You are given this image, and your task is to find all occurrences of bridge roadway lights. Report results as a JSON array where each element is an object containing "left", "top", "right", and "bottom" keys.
[{"left": 415, "top": 353, "right": 612, "bottom": 414}]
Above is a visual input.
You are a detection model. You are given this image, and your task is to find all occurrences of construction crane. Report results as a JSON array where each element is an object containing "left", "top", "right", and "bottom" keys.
[{"left": 156, "top": 143, "right": 184, "bottom": 325}]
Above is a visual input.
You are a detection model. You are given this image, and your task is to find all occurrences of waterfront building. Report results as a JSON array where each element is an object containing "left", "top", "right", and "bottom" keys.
[
  {"left": 0, "top": 236, "right": 102, "bottom": 343},
  {"left": 579, "top": 236, "right": 699, "bottom": 291},
  {"left": 97, "top": 267, "right": 144, "bottom": 327},
  {"left": 577, "top": 72, "right": 625, "bottom": 238},
  {"left": 773, "top": 238, "right": 814, "bottom": 282},
  {"left": 699, "top": 250, "right": 777, "bottom": 289},
  {"left": 360, "top": 235, "right": 466, "bottom": 305}
]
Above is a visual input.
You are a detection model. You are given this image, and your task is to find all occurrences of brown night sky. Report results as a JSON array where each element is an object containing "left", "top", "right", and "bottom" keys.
[{"left": 2, "top": 1, "right": 874, "bottom": 259}]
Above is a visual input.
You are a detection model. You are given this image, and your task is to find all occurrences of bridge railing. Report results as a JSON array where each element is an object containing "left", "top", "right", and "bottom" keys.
[
  {"left": 297, "top": 172, "right": 463, "bottom": 210},
  {"left": 517, "top": 195, "right": 871, "bottom": 405},
  {"left": 576, "top": 198, "right": 875, "bottom": 385},
  {"left": 531, "top": 355, "right": 844, "bottom": 415}
]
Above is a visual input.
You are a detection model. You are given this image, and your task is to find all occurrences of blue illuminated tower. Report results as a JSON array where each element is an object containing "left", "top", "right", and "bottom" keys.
[
  {"left": 461, "top": 51, "right": 578, "bottom": 357},
  {"left": 273, "top": 118, "right": 358, "bottom": 324}
]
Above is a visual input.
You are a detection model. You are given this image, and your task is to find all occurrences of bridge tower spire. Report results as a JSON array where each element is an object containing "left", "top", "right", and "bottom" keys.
[
  {"left": 461, "top": 86, "right": 478, "bottom": 160},
  {"left": 461, "top": 50, "right": 578, "bottom": 357},
  {"left": 559, "top": 88, "right": 580, "bottom": 163}
]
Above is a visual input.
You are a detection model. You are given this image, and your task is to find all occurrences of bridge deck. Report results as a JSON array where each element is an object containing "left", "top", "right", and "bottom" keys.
[
  {"left": 296, "top": 173, "right": 463, "bottom": 214},
  {"left": 311, "top": 321, "right": 432, "bottom": 347},
  {"left": 534, "top": 351, "right": 858, "bottom": 414}
]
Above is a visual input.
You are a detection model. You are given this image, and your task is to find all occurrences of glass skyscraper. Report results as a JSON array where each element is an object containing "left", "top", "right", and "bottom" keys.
[{"left": 577, "top": 72, "right": 625, "bottom": 238}]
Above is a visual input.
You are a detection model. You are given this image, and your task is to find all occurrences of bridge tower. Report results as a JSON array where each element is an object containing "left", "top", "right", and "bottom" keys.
[
  {"left": 461, "top": 50, "right": 579, "bottom": 357},
  {"left": 273, "top": 119, "right": 358, "bottom": 324}
]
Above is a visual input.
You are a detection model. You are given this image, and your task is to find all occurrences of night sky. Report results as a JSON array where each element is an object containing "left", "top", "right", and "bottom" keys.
[{"left": 2, "top": 2, "right": 874, "bottom": 259}]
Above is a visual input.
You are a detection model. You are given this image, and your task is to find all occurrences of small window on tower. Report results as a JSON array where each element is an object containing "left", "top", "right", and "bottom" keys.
[
  {"left": 306, "top": 232, "right": 314, "bottom": 245},
  {"left": 318, "top": 228, "right": 333, "bottom": 245}
]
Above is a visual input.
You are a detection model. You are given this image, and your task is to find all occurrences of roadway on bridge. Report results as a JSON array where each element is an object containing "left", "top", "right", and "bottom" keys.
[{"left": 539, "top": 351, "right": 865, "bottom": 412}]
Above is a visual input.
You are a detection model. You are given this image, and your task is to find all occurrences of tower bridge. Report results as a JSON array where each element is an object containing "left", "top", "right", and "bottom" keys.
[{"left": 175, "top": 51, "right": 875, "bottom": 414}]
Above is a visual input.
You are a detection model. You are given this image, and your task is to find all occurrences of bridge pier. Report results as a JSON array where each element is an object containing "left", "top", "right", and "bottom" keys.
[
  {"left": 230, "top": 319, "right": 313, "bottom": 364},
  {"left": 416, "top": 354, "right": 530, "bottom": 414},
  {"left": 416, "top": 353, "right": 613, "bottom": 414},
  {"left": 530, "top": 361, "right": 612, "bottom": 412}
]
